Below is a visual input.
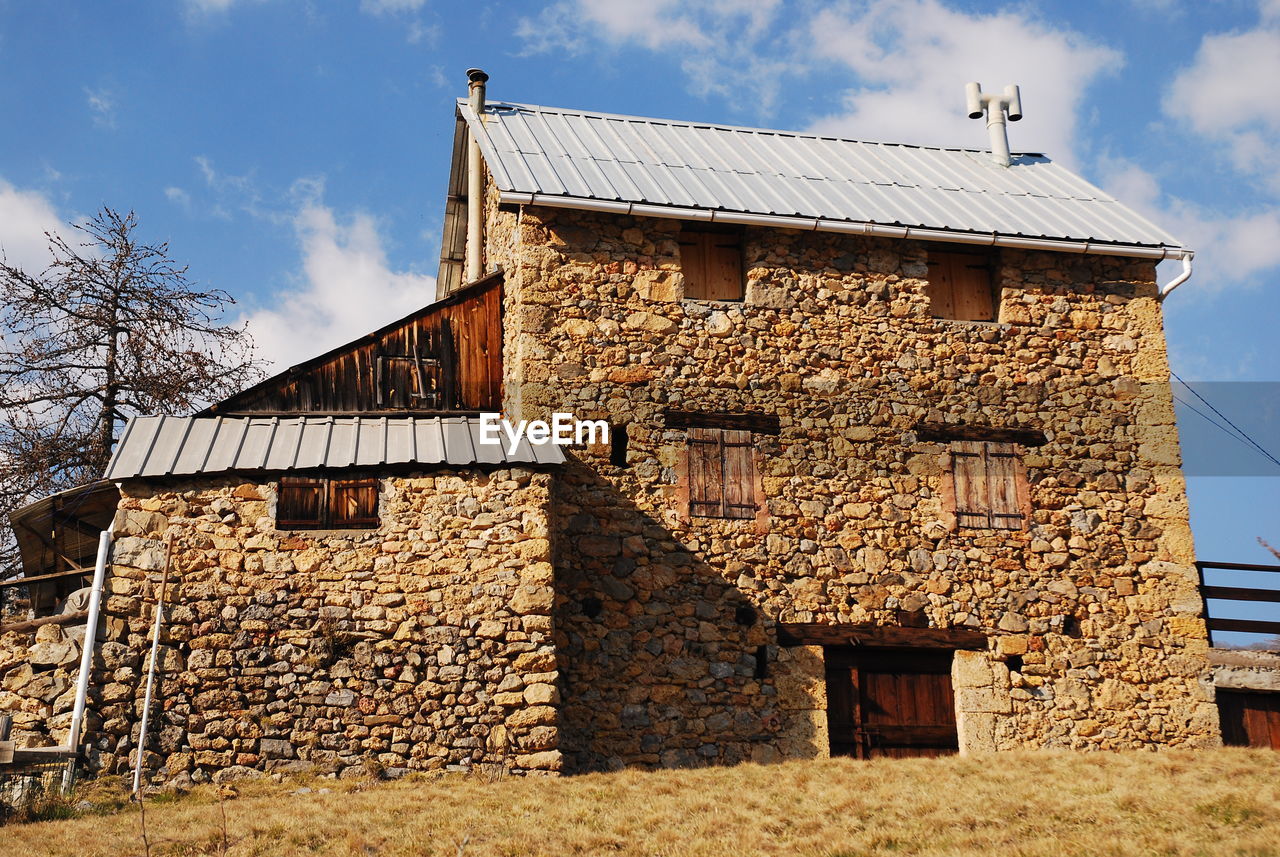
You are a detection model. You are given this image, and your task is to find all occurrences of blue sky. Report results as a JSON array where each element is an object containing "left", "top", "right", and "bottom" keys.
[{"left": 1, "top": 1, "right": 1277, "bottom": 631}]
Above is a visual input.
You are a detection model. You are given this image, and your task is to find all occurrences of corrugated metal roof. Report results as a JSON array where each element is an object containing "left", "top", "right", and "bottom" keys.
[
  {"left": 104, "top": 415, "right": 565, "bottom": 481},
  {"left": 463, "top": 100, "right": 1186, "bottom": 252}
]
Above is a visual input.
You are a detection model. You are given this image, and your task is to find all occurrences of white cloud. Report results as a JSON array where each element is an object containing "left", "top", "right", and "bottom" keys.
[
  {"left": 1164, "top": 5, "right": 1280, "bottom": 188},
  {"left": 517, "top": 0, "right": 789, "bottom": 111},
  {"left": 183, "top": 0, "right": 247, "bottom": 15},
  {"left": 361, "top": 0, "right": 428, "bottom": 13},
  {"left": 1099, "top": 158, "right": 1280, "bottom": 289},
  {"left": 519, "top": 0, "right": 714, "bottom": 53},
  {"left": 242, "top": 197, "right": 434, "bottom": 370},
  {"left": 0, "top": 179, "right": 67, "bottom": 273},
  {"left": 804, "top": 1, "right": 1121, "bottom": 160},
  {"left": 164, "top": 186, "right": 193, "bottom": 212},
  {"left": 516, "top": 0, "right": 1119, "bottom": 159},
  {"left": 84, "top": 87, "right": 117, "bottom": 129}
]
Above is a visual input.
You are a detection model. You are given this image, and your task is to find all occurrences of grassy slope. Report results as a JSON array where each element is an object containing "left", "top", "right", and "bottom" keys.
[{"left": 7, "top": 749, "right": 1280, "bottom": 857}]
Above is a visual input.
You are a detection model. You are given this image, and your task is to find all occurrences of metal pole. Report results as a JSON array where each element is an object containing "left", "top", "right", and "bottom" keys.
[
  {"left": 132, "top": 537, "right": 173, "bottom": 797},
  {"left": 465, "top": 68, "right": 489, "bottom": 285}
]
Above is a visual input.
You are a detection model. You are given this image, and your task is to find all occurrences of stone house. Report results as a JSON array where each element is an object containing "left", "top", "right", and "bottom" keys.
[{"left": 1, "top": 74, "right": 1226, "bottom": 783}]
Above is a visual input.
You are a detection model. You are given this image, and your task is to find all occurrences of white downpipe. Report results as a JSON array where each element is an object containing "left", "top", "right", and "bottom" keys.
[
  {"left": 61, "top": 523, "right": 114, "bottom": 790},
  {"left": 1159, "top": 252, "right": 1194, "bottom": 300},
  {"left": 132, "top": 539, "right": 173, "bottom": 797}
]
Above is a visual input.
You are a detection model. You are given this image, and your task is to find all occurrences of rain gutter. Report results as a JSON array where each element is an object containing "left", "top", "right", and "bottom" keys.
[{"left": 497, "top": 191, "right": 1193, "bottom": 264}]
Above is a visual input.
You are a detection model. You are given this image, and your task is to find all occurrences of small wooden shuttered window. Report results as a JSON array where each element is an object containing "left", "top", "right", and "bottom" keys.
[
  {"left": 278, "top": 476, "right": 326, "bottom": 529},
  {"left": 687, "top": 427, "right": 756, "bottom": 519},
  {"left": 679, "top": 230, "right": 744, "bottom": 301},
  {"left": 330, "top": 478, "right": 380, "bottom": 528},
  {"left": 949, "top": 441, "right": 1027, "bottom": 530},
  {"left": 278, "top": 476, "right": 379, "bottom": 529},
  {"left": 926, "top": 252, "right": 995, "bottom": 321}
]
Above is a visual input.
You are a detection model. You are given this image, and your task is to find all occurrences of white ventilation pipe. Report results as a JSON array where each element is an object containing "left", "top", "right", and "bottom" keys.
[
  {"left": 966, "top": 82, "right": 1022, "bottom": 167},
  {"left": 465, "top": 68, "right": 489, "bottom": 284},
  {"left": 62, "top": 522, "right": 114, "bottom": 790},
  {"left": 1159, "top": 251, "right": 1194, "bottom": 300}
]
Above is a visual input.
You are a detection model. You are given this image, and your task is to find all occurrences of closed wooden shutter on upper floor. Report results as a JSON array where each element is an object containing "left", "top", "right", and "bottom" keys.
[
  {"left": 687, "top": 426, "right": 756, "bottom": 520},
  {"left": 927, "top": 252, "right": 995, "bottom": 321},
  {"left": 331, "top": 478, "right": 380, "bottom": 528},
  {"left": 679, "top": 231, "right": 744, "bottom": 301},
  {"left": 950, "top": 440, "right": 1026, "bottom": 530}
]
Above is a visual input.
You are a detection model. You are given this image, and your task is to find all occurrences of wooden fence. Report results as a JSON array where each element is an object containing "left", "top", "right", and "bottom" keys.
[{"left": 1196, "top": 560, "right": 1280, "bottom": 646}]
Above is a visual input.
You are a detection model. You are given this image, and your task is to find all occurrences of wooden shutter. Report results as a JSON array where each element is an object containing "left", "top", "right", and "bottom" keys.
[
  {"left": 688, "top": 427, "right": 723, "bottom": 517},
  {"left": 927, "top": 252, "right": 994, "bottom": 321},
  {"left": 950, "top": 441, "right": 1026, "bottom": 530},
  {"left": 951, "top": 441, "right": 990, "bottom": 528},
  {"left": 330, "top": 478, "right": 380, "bottom": 528},
  {"left": 278, "top": 476, "right": 326, "bottom": 529},
  {"left": 687, "top": 427, "right": 755, "bottom": 519},
  {"left": 722, "top": 429, "right": 756, "bottom": 519},
  {"left": 679, "top": 231, "right": 743, "bottom": 301},
  {"left": 985, "top": 443, "right": 1024, "bottom": 530},
  {"left": 925, "top": 255, "right": 956, "bottom": 319}
]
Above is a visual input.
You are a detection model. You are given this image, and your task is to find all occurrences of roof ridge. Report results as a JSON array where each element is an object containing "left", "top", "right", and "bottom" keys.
[{"left": 459, "top": 97, "right": 1047, "bottom": 159}]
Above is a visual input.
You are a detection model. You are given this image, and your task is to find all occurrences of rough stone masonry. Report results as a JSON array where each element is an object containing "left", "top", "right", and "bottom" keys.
[
  {"left": 80, "top": 469, "right": 559, "bottom": 784},
  {"left": 483, "top": 181, "right": 1219, "bottom": 771}
]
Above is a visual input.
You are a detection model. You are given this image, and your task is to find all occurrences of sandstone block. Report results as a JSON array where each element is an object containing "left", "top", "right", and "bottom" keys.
[
  {"left": 506, "top": 705, "right": 556, "bottom": 729},
  {"left": 517, "top": 750, "right": 562, "bottom": 771},
  {"left": 523, "top": 683, "right": 559, "bottom": 705}
]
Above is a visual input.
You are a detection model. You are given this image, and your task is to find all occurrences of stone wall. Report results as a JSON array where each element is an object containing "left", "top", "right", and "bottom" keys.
[
  {"left": 1210, "top": 648, "right": 1280, "bottom": 694},
  {"left": 87, "top": 468, "right": 559, "bottom": 785},
  {"left": 0, "top": 624, "right": 85, "bottom": 748},
  {"left": 489, "top": 198, "right": 1220, "bottom": 771}
]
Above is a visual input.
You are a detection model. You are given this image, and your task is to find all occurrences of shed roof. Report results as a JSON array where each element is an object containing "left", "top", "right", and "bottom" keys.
[
  {"left": 104, "top": 415, "right": 565, "bottom": 481},
  {"left": 462, "top": 100, "right": 1186, "bottom": 256}
]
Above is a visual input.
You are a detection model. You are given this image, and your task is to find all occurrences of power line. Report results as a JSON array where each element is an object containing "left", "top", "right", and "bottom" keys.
[
  {"left": 1170, "top": 371, "right": 1280, "bottom": 471},
  {"left": 1172, "top": 392, "right": 1258, "bottom": 454}
]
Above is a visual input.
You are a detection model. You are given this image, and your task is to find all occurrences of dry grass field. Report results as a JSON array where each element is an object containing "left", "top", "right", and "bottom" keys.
[{"left": 4, "top": 749, "right": 1279, "bottom": 857}]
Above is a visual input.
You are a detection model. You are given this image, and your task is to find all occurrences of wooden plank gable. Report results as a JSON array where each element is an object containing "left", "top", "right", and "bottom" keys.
[{"left": 204, "top": 273, "right": 502, "bottom": 416}]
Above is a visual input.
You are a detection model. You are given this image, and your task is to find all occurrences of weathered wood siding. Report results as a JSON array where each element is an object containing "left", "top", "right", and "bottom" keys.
[{"left": 208, "top": 274, "right": 502, "bottom": 414}]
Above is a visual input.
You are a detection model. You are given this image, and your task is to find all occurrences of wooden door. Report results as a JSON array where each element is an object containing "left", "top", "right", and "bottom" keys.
[
  {"left": 1219, "top": 690, "right": 1280, "bottom": 749},
  {"left": 825, "top": 647, "right": 958, "bottom": 759}
]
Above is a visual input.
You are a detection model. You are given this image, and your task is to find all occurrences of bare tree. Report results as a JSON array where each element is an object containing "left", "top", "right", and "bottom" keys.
[{"left": 0, "top": 207, "right": 264, "bottom": 575}]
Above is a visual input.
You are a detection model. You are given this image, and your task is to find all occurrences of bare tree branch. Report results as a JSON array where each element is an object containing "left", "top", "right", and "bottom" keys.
[{"left": 0, "top": 207, "right": 266, "bottom": 578}]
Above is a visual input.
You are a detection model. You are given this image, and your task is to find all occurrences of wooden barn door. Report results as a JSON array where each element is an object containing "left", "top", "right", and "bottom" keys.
[
  {"left": 1218, "top": 690, "right": 1280, "bottom": 749},
  {"left": 825, "top": 648, "right": 958, "bottom": 759}
]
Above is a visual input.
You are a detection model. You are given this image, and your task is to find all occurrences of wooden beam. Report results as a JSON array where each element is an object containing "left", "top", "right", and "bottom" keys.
[
  {"left": 1197, "top": 561, "right": 1280, "bottom": 574},
  {"left": 914, "top": 422, "right": 1047, "bottom": 447},
  {"left": 1207, "top": 618, "right": 1280, "bottom": 635},
  {"left": 664, "top": 410, "right": 782, "bottom": 435},
  {"left": 0, "top": 610, "right": 90, "bottom": 635},
  {"left": 0, "top": 567, "right": 93, "bottom": 590},
  {"left": 1202, "top": 585, "right": 1280, "bottom": 603},
  {"left": 777, "top": 622, "right": 988, "bottom": 649}
]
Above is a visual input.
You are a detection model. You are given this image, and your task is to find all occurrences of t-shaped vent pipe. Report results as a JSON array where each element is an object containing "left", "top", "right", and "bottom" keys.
[{"left": 966, "top": 82, "right": 1022, "bottom": 167}]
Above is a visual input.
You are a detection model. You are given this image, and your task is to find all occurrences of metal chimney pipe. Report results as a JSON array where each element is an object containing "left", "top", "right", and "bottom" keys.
[
  {"left": 465, "top": 68, "right": 489, "bottom": 284},
  {"left": 965, "top": 82, "right": 1022, "bottom": 167}
]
